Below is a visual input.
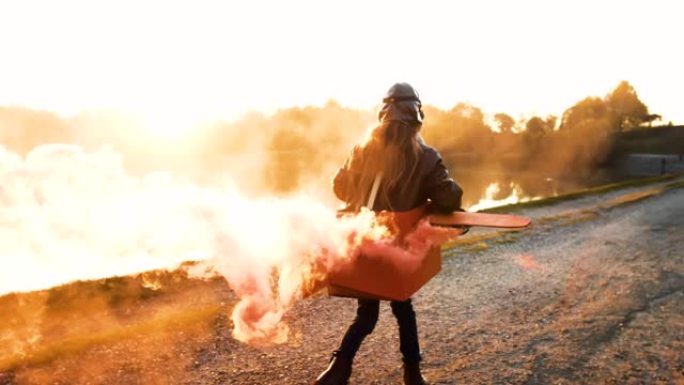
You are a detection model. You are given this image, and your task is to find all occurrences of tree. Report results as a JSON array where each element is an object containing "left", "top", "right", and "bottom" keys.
[
  {"left": 545, "top": 115, "right": 558, "bottom": 131},
  {"left": 521, "top": 116, "right": 549, "bottom": 152},
  {"left": 552, "top": 97, "right": 615, "bottom": 174},
  {"left": 494, "top": 113, "right": 515, "bottom": 133},
  {"left": 642, "top": 114, "right": 662, "bottom": 127},
  {"left": 422, "top": 103, "right": 494, "bottom": 154},
  {"left": 559, "top": 97, "right": 610, "bottom": 131},
  {"left": 525, "top": 116, "right": 547, "bottom": 136},
  {"left": 448, "top": 103, "right": 494, "bottom": 152},
  {"left": 605, "top": 81, "right": 649, "bottom": 131}
]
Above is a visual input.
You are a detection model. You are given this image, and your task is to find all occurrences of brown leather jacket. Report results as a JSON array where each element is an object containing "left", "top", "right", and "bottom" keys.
[{"left": 333, "top": 142, "right": 463, "bottom": 213}]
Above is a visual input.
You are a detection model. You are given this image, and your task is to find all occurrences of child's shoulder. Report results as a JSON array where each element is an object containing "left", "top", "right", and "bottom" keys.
[{"left": 419, "top": 142, "right": 442, "bottom": 161}]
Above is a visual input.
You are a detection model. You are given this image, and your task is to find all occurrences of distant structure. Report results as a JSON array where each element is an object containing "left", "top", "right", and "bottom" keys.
[{"left": 612, "top": 125, "right": 684, "bottom": 176}]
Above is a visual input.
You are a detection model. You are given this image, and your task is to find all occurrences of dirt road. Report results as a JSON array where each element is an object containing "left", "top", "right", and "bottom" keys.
[{"left": 2, "top": 178, "right": 683, "bottom": 384}]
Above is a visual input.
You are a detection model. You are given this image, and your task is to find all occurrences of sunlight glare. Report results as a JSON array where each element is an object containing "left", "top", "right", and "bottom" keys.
[{"left": 139, "top": 111, "right": 198, "bottom": 141}]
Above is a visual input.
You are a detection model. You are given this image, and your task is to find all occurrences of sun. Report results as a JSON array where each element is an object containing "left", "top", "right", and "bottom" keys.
[{"left": 137, "top": 110, "right": 200, "bottom": 142}]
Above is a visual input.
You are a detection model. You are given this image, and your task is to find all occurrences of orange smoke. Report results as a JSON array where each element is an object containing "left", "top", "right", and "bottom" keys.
[
  {"left": 194, "top": 209, "right": 462, "bottom": 345},
  {"left": 358, "top": 219, "right": 462, "bottom": 273}
]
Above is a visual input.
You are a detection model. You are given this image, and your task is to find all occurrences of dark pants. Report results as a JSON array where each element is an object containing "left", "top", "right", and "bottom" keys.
[{"left": 336, "top": 298, "right": 421, "bottom": 362}]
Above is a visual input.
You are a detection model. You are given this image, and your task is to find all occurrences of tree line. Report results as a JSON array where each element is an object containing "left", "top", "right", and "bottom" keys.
[{"left": 0, "top": 81, "right": 658, "bottom": 194}]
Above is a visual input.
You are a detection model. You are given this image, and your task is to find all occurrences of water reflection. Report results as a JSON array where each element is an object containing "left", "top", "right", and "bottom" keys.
[
  {"left": 449, "top": 168, "right": 617, "bottom": 210},
  {"left": 466, "top": 182, "right": 538, "bottom": 211}
]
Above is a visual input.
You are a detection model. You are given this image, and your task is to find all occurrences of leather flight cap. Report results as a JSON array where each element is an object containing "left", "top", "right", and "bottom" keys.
[{"left": 382, "top": 95, "right": 421, "bottom": 104}]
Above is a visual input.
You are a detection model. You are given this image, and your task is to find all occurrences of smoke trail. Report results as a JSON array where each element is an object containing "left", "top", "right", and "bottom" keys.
[
  {"left": 1, "top": 144, "right": 455, "bottom": 345},
  {"left": 0, "top": 143, "right": 214, "bottom": 295}
]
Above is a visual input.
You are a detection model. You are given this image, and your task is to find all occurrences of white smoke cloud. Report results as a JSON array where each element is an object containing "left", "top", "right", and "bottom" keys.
[
  {"left": 1, "top": 144, "right": 211, "bottom": 295},
  {"left": 1, "top": 143, "right": 462, "bottom": 345},
  {"left": 0, "top": 144, "right": 390, "bottom": 343}
]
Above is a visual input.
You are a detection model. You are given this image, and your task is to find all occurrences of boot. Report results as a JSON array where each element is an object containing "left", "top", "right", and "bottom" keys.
[
  {"left": 403, "top": 361, "right": 430, "bottom": 385},
  {"left": 313, "top": 351, "right": 353, "bottom": 385}
]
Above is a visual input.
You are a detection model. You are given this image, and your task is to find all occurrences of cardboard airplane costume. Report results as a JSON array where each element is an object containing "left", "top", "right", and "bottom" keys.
[{"left": 327, "top": 206, "right": 531, "bottom": 301}]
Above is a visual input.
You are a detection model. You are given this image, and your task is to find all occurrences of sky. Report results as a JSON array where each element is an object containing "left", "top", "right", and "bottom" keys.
[{"left": 0, "top": 0, "right": 682, "bottom": 135}]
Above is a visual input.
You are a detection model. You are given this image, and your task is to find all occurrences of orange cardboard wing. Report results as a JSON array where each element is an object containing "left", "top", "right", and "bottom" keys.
[{"left": 428, "top": 211, "right": 531, "bottom": 229}]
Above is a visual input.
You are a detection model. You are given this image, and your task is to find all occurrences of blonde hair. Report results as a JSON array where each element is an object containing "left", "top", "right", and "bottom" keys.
[{"left": 347, "top": 120, "right": 422, "bottom": 210}]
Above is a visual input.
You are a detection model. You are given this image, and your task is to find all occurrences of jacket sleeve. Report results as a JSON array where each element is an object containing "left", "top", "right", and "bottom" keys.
[
  {"left": 424, "top": 151, "right": 463, "bottom": 213},
  {"left": 333, "top": 166, "right": 351, "bottom": 203},
  {"left": 332, "top": 147, "right": 358, "bottom": 203}
]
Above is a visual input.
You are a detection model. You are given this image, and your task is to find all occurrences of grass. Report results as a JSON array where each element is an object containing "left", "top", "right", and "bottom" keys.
[
  {"left": 599, "top": 189, "right": 663, "bottom": 209},
  {"left": 0, "top": 304, "right": 225, "bottom": 371},
  {"left": 0, "top": 270, "right": 229, "bottom": 372},
  {"left": 445, "top": 173, "right": 683, "bottom": 255},
  {"left": 482, "top": 174, "right": 676, "bottom": 213},
  {"left": 665, "top": 179, "right": 684, "bottom": 189}
]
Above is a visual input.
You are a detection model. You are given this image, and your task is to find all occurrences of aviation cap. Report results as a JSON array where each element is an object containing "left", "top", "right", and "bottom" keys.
[{"left": 378, "top": 83, "right": 424, "bottom": 123}]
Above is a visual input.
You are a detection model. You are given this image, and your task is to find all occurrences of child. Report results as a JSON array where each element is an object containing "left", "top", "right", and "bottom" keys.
[{"left": 313, "top": 83, "right": 463, "bottom": 385}]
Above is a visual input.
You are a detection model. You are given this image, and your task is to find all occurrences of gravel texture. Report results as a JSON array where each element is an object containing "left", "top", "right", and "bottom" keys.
[{"left": 2, "top": 179, "right": 683, "bottom": 385}]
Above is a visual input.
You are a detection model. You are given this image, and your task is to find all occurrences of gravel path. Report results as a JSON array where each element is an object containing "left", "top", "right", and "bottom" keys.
[
  {"left": 3, "top": 179, "right": 683, "bottom": 385},
  {"left": 186, "top": 180, "right": 684, "bottom": 385}
]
